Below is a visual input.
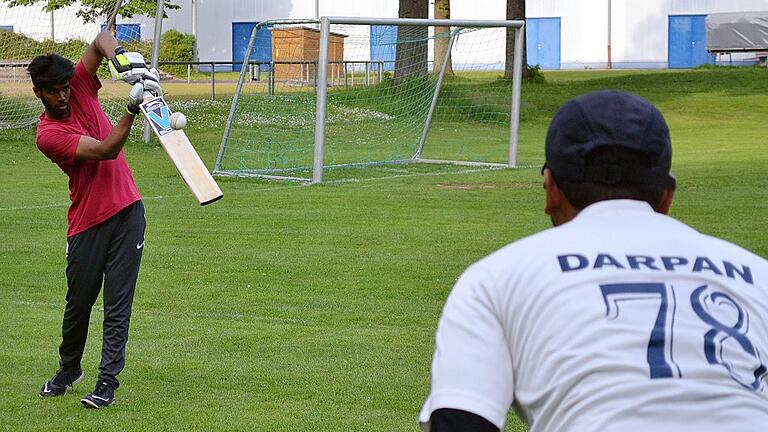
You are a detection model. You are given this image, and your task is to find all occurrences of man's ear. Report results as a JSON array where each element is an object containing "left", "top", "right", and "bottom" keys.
[
  {"left": 32, "top": 86, "right": 41, "bottom": 99},
  {"left": 544, "top": 169, "right": 580, "bottom": 226},
  {"left": 543, "top": 169, "right": 561, "bottom": 217},
  {"left": 655, "top": 189, "right": 675, "bottom": 215}
]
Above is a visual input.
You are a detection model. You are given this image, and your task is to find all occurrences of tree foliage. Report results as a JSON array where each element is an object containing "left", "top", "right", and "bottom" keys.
[{"left": 3, "top": 0, "right": 180, "bottom": 23}]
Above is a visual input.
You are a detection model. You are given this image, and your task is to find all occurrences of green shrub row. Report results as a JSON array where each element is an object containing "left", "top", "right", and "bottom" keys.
[{"left": 0, "top": 28, "right": 196, "bottom": 79}]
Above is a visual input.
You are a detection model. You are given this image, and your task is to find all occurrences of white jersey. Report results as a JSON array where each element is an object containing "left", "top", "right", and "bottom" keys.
[{"left": 420, "top": 200, "right": 768, "bottom": 432}]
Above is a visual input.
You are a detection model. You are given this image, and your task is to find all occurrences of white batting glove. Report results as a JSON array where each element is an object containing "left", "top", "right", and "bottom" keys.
[
  {"left": 141, "top": 68, "right": 163, "bottom": 97},
  {"left": 126, "top": 82, "right": 145, "bottom": 115},
  {"left": 109, "top": 46, "right": 150, "bottom": 84}
]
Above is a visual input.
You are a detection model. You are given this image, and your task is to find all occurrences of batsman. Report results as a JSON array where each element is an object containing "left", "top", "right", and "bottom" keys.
[{"left": 29, "top": 30, "right": 162, "bottom": 408}]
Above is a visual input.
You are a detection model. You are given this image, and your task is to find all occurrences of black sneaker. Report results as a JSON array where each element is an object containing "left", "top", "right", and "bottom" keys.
[
  {"left": 39, "top": 368, "right": 84, "bottom": 397},
  {"left": 80, "top": 381, "right": 115, "bottom": 408}
]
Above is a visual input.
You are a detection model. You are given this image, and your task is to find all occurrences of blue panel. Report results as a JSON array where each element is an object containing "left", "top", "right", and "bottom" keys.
[
  {"left": 538, "top": 18, "right": 561, "bottom": 70},
  {"left": 232, "top": 22, "right": 272, "bottom": 72},
  {"left": 669, "top": 16, "right": 693, "bottom": 68},
  {"left": 525, "top": 19, "right": 539, "bottom": 66},
  {"left": 668, "top": 15, "right": 712, "bottom": 68},
  {"left": 526, "top": 18, "right": 561, "bottom": 70},
  {"left": 100, "top": 23, "right": 140, "bottom": 42},
  {"left": 690, "top": 15, "right": 712, "bottom": 67},
  {"left": 370, "top": 25, "right": 397, "bottom": 72},
  {"left": 117, "top": 24, "right": 140, "bottom": 42}
]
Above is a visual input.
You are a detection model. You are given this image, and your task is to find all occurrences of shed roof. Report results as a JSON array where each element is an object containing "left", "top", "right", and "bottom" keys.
[{"left": 706, "top": 11, "right": 768, "bottom": 51}]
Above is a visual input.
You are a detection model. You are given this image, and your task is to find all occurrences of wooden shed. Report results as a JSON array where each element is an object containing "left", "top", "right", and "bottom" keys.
[{"left": 272, "top": 27, "right": 346, "bottom": 83}]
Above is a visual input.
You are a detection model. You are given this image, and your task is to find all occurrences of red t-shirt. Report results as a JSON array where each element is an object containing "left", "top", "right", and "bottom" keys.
[{"left": 36, "top": 62, "right": 141, "bottom": 237}]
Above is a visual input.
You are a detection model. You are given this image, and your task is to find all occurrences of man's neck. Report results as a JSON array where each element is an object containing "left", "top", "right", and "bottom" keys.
[{"left": 45, "top": 109, "right": 70, "bottom": 120}]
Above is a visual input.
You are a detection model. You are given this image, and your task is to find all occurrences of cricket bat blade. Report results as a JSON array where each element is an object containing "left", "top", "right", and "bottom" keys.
[{"left": 139, "top": 96, "right": 223, "bottom": 205}]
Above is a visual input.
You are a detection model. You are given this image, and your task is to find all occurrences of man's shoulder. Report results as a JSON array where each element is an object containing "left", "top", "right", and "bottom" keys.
[
  {"left": 483, "top": 223, "right": 577, "bottom": 260},
  {"left": 470, "top": 226, "right": 566, "bottom": 277},
  {"left": 36, "top": 113, "right": 80, "bottom": 136},
  {"left": 36, "top": 115, "right": 65, "bottom": 142},
  {"left": 36, "top": 114, "right": 81, "bottom": 158},
  {"left": 472, "top": 212, "right": 768, "bottom": 293},
  {"left": 693, "top": 231, "right": 768, "bottom": 268},
  {"left": 69, "top": 61, "right": 101, "bottom": 96}
]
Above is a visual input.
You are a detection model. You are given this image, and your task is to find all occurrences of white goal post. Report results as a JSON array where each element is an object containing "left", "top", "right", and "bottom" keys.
[{"left": 214, "top": 16, "right": 525, "bottom": 183}]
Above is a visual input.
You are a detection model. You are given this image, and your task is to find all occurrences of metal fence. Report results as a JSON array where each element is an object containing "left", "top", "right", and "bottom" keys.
[
  {"left": 0, "top": 60, "right": 386, "bottom": 102},
  {"left": 0, "top": 62, "right": 30, "bottom": 82},
  {"left": 157, "top": 60, "right": 386, "bottom": 100}
]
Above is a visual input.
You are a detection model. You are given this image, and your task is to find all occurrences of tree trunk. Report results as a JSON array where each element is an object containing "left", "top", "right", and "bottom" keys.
[
  {"left": 505, "top": 0, "right": 529, "bottom": 79},
  {"left": 395, "top": 0, "right": 429, "bottom": 84},
  {"left": 433, "top": 0, "right": 454, "bottom": 76}
]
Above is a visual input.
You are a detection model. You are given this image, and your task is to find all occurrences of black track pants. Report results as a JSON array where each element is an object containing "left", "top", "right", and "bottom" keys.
[{"left": 59, "top": 201, "right": 145, "bottom": 389}]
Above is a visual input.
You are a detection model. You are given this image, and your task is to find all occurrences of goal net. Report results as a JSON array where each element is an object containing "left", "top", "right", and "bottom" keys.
[
  {"left": 0, "top": 1, "right": 156, "bottom": 129},
  {"left": 215, "top": 17, "right": 524, "bottom": 182}
]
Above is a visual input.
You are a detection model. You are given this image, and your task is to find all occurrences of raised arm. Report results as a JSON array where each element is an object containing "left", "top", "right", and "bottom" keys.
[
  {"left": 81, "top": 31, "right": 120, "bottom": 76},
  {"left": 75, "top": 31, "right": 162, "bottom": 161}
]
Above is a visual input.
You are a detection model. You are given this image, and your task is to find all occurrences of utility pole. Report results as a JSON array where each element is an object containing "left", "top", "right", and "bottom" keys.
[
  {"left": 192, "top": 0, "right": 198, "bottom": 61},
  {"left": 143, "top": 0, "right": 165, "bottom": 143},
  {"left": 315, "top": 0, "right": 319, "bottom": 19},
  {"left": 607, "top": 0, "right": 612, "bottom": 69}
]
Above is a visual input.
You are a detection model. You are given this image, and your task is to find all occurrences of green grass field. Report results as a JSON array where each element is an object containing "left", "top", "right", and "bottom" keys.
[{"left": 1, "top": 67, "right": 767, "bottom": 431}]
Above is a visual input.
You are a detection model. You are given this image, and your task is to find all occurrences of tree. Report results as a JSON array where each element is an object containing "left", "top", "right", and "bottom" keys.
[
  {"left": 3, "top": 0, "right": 179, "bottom": 23},
  {"left": 505, "top": 0, "right": 529, "bottom": 79},
  {"left": 433, "top": 0, "right": 454, "bottom": 76},
  {"left": 394, "top": 0, "right": 428, "bottom": 84}
]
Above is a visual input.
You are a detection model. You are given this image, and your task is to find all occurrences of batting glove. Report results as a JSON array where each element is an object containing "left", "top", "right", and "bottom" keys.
[
  {"left": 126, "top": 82, "right": 144, "bottom": 115},
  {"left": 141, "top": 68, "right": 163, "bottom": 97},
  {"left": 109, "top": 46, "right": 150, "bottom": 84}
]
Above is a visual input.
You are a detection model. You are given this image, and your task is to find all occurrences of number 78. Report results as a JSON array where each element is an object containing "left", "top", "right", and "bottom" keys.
[{"left": 600, "top": 282, "right": 767, "bottom": 390}]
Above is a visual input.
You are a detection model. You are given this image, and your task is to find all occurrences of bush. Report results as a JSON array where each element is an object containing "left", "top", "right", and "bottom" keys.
[
  {"left": 526, "top": 64, "right": 546, "bottom": 83},
  {"left": 494, "top": 64, "right": 547, "bottom": 84},
  {"left": 0, "top": 29, "right": 88, "bottom": 61},
  {"left": 159, "top": 29, "right": 195, "bottom": 77}
]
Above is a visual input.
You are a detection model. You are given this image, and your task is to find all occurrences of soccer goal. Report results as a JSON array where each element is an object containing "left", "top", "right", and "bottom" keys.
[
  {"left": 214, "top": 16, "right": 525, "bottom": 183},
  {"left": 0, "top": 0, "right": 160, "bottom": 130}
]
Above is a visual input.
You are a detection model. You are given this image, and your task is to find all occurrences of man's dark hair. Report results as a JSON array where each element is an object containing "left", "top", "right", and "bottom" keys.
[
  {"left": 27, "top": 53, "right": 75, "bottom": 89},
  {"left": 551, "top": 146, "right": 668, "bottom": 210}
]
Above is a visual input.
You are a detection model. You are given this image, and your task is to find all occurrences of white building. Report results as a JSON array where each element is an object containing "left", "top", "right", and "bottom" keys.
[
  {"left": 3, "top": 0, "right": 767, "bottom": 69},
  {"left": 156, "top": 0, "right": 768, "bottom": 69},
  {"left": 527, "top": 0, "right": 768, "bottom": 69}
]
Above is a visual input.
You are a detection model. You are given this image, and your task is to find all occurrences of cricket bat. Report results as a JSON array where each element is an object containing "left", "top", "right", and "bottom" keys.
[{"left": 139, "top": 95, "right": 223, "bottom": 206}]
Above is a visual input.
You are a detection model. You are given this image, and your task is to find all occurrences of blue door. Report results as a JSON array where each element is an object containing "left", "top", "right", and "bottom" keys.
[
  {"left": 370, "top": 25, "right": 397, "bottom": 72},
  {"left": 668, "top": 15, "right": 711, "bottom": 68},
  {"left": 232, "top": 22, "right": 272, "bottom": 72},
  {"left": 526, "top": 17, "right": 561, "bottom": 70}
]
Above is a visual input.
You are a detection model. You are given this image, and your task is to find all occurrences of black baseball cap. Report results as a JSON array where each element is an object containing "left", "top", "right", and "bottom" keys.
[{"left": 544, "top": 90, "right": 676, "bottom": 190}]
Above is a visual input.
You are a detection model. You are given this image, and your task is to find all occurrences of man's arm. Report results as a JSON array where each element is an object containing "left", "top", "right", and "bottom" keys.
[
  {"left": 75, "top": 113, "right": 135, "bottom": 161},
  {"left": 76, "top": 30, "right": 129, "bottom": 161},
  {"left": 430, "top": 409, "right": 500, "bottom": 432},
  {"left": 82, "top": 31, "right": 157, "bottom": 86},
  {"left": 81, "top": 31, "right": 120, "bottom": 76},
  {"left": 74, "top": 33, "right": 160, "bottom": 161},
  {"left": 75, "top": 82, "right": 144, "bottom": 161},
  {"left": 419, "top": 265, "right": 514, "bottom": 431}
]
